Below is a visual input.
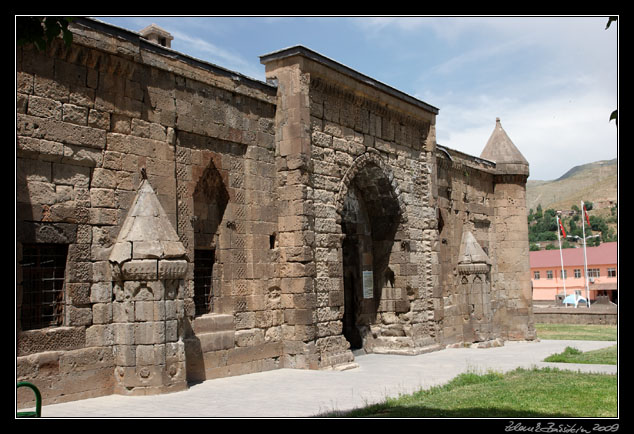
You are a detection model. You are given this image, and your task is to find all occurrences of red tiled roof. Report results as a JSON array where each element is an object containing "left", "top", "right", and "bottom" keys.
[{"left": 529, "top": 242, "right": 617, "bottom": 268}]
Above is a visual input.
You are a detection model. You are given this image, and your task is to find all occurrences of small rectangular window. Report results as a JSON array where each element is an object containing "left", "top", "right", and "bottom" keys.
[
  {"left": 588, "top": 268, "right": 600, "bottom": 278},
  {"left": 20, "top": 244, "right": 68, "bottom": 331}
]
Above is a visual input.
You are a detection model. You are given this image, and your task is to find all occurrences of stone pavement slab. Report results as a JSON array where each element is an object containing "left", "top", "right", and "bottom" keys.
[{"left": 18, "top": 339, "right": 617, "bottom": 418}]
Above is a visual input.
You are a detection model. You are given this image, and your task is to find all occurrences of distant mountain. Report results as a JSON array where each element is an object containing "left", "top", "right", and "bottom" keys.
[{"left": 526, "top": 159, "right": 617, "bottom": 212}]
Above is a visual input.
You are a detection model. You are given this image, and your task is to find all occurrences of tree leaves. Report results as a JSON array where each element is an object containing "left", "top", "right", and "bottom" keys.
[
  {"left": 16, "top": 17, "right": 74, "bottom": 51},
  {"left": 605, "top": 16, "right": 617, "bottom": 30},
  {"left": 605, "top": 17, "right": 617, "bottom": 127}
]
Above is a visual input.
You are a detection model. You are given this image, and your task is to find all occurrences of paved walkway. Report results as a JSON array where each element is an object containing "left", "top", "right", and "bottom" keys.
[{"left": 22, "top": 339, "right": 617, "bottom": 418}]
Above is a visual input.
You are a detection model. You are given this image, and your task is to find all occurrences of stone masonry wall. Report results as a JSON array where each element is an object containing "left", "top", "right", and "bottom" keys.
[
  {"left": 16, "top": 20, "right": 535, "bottom": 408},
  {"left": 306, "top": 74, "right": 440, "bottom": 359},
  {"left": 16, "top": 20, "right": 280, "bottom": 406},
  {"left": 434, "top": 147, "right": 535, "bottom": 345},
  {"left": 490, "top": 177, "right": 536, "bottom": 340},
  {"left": 434, "top": 148, "right": 497, "bottom": 345}
]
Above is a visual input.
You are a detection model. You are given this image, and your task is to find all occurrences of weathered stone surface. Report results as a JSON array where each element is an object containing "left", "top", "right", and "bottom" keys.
[{"left": 16, "top": 19, "right": 534, "bottom": 408}]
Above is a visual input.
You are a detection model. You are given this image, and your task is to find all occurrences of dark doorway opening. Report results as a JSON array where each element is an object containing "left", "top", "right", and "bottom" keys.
[
  {"left": 342, "top": 230, "right": 362, "bottom": 349},
  {"left": 193, "top": 249, "right": 215, "bottom": 316}
]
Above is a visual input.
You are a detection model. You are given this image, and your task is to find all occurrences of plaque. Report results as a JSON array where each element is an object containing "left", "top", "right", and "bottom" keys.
[{"left": 362, "top": 270, "right": 373, "bottom": 298}]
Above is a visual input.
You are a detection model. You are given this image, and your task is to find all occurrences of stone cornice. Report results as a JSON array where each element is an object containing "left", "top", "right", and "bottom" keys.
[{"left": 260, "top": 45, "right": 439, "bottom": 118}]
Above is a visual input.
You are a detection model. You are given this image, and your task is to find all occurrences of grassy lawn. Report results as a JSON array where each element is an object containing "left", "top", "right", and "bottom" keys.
[
  {"left": 330, "top": 324, "right": 618, "bottom": 418},
  {"left": 335, "top": 367, "right": 617, "bottom": 418},
  {"left": 535, "top": 323, "right": 617, "bottom": 341},
  {"left": 544, "top": 345, "right": 617, "bottom": 365},
  {"left": 536, "top": 323, "right": 618, "bottom": 365}
]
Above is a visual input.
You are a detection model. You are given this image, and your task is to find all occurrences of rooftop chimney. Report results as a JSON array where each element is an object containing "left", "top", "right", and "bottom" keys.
[{"left": 139, "top": 24, "right": 174, "bottom": 48}]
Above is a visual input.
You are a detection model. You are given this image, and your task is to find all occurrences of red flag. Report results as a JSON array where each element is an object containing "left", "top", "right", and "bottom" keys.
[
  {"left": 583, "top": 204, "right": 591, "bottom": 226},
  {"left": 559, "top": 218, "right": 566, "bottom": 238}
]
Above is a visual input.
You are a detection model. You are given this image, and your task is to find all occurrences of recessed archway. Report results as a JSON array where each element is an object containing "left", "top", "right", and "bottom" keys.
[
  {"left": 192, "top": 159, "right": 229, "bottom": 316},
  {"left": 336, "top": 151, "right": 405, "bottom": 350}
]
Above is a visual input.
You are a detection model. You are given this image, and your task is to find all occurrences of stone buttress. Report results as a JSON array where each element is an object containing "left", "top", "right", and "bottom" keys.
[
  {"left": 109, "top": 178, "right": 189, "bottom": 395},
  {"left": 480, "top": 118, "right": 536, "bottom": 340}
]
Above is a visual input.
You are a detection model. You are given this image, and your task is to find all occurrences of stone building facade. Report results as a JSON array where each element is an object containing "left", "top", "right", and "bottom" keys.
[{"left": 16, "top": 18, "right": 535, "bottom": 407}]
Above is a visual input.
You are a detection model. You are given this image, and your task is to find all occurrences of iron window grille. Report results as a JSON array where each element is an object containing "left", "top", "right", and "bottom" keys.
[
  {"left": 193, "top": 249, "right": 215, "bottom": 316},
  {"left": 19, "top": 244, "right": 68, "bottom": 331}
]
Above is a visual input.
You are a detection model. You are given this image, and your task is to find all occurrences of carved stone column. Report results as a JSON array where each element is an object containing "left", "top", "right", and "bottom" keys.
[
  {"left": 109, "top": 179, "right": 189, "bottom": 395},
  {"left": 457, "top": 230, "right": 493, "bottom": 344}
]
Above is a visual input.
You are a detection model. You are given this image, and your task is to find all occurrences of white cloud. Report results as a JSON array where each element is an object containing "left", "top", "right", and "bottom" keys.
[
  {"left": 394, "top": 16, "right": 619, "bottom": 180},
  {"left": 434, "top": 88, "right": 617, "bottom": 180},
  {"left": 170, "top": 30, "right": 264, "bottom": 80}
]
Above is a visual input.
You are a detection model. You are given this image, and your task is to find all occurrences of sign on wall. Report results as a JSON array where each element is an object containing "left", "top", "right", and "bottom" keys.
[{"left": 362, "top": 270, "right": 373, "bottom": 298}]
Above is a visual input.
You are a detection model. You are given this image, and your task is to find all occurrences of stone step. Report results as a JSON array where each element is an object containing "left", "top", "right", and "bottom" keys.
[
  {"left": 185, "top": 330, "right": 235, "bottom": 353},
  {"left": 192, "top": 313, "right": 234, "bottom": 335}
]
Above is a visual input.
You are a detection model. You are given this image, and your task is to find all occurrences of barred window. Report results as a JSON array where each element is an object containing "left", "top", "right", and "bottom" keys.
[
  {"left": 20, "top": 244, "right": 68, "bottom": 331},
  {"left": 193, "top": 249, "right": 215, "bottom": 316}
]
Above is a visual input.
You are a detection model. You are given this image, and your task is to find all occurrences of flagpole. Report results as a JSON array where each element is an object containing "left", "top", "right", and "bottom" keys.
[
  {"left": 556, "top": 215, "right": 567, "bottom": 304},
  {"left": 581, "top": 201, "right": 590, "bottom": 308}
]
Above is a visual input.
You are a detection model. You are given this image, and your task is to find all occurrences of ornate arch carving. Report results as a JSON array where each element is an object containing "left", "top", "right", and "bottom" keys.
[{"left": 334, "top": 149, "right": 408, "bottom": 224}]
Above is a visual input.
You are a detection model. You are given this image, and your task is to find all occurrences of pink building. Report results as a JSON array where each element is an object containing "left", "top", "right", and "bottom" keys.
[{"left": 530, "top": 242, "right": 618, "bottom": 304}]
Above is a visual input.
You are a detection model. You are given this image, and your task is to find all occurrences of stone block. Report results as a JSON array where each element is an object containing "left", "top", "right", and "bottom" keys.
[
  {"left": 227, "top": 342, "right": 283, "bottom": 365},
  {"left": 280, "top": 277, "right": 313, "bottom": 294},
  {"left": 135, "top": 322, "right": 165, "bottom": 345},
  {"left": 134, "top": 300, "right": 160, "bottom": 322},
  {"left": 235, "top": 329, "right": 265, "bottom": 347},
  {"left": 92, "top": 303, "right": 113, "bottom": 324},
  {"left": 114, "top": 345, "right": 136, "bottom": 366},
  {"left": 198, "top": 331, "right": 235, "bottom": 352},
  {"left": 121, "top": 260, "right": 159, "bottom": 281},
  {"left": 67, "top": 306, "right": 92, "bottom": 326},
  {"left": 284, "top": 308, "right": 315, "bottom": 325},
  {"left": 113, "top": 301, "right": 135, "bottom": 323},
  {"left": 85, "top": 324, "right": 114, "bottom": 347},
  {"left": 62, "top": 103, "right": 89, "bottom": 125},
  {"left": 136, "top": 344, "right": 164, "bottom": 366},
  {"left": 113, "top": 323, "right": 135, "bottom": 345}
]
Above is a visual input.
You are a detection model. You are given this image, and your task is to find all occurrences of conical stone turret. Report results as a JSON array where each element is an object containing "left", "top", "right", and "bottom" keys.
[
  {"left": 480, "top": 118, "right": 529, "bottom": 177},
  {"left": 480, "top": 119, "right": 535, "bottom": 340}
]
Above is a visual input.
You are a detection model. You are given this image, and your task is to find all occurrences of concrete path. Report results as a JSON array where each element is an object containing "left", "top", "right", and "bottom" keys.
[{"left": 21, "top": 339, "right": 617, "bottom": 418}]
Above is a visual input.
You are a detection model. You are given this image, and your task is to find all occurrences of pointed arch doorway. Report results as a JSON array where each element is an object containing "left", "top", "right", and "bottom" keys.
[
  {"left": 192, "top": 159, "right": 229, "bottom": 316},
  {"left": 337, "top": 154, "right": 404, "bottom": 350}
]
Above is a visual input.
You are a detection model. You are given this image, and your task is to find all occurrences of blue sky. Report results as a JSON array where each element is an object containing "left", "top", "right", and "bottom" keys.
[{"left": 95, "top": 16, "right": 618, "bottom": 181}]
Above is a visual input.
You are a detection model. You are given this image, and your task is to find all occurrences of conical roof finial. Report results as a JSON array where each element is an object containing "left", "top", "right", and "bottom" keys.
[{"left": 480, "top": 118, "right": 529, "bottom": 176}]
